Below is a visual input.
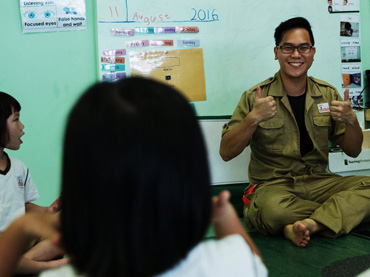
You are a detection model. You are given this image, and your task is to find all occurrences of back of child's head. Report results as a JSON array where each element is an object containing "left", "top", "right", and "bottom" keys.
[
  {"left": 0, "top": 91, "right": 21, "bottom": 147},
  {"left": 61, "top": 77, "right": 212, "bottom": 277}
]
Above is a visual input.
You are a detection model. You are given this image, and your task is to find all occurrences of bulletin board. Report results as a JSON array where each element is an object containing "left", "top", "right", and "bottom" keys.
[{"left": 96, "top": 0, "right": 349, "bottom": 116}]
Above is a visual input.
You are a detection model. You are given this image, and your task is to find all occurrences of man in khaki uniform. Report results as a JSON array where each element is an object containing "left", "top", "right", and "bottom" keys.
[{"left": 220, "top": 17, "right": 370, "bottom": 247}]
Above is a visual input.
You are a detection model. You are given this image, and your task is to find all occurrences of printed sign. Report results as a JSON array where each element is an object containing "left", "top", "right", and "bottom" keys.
[{"left": 20, "top": 0, "right": 87, "bottom": 33}]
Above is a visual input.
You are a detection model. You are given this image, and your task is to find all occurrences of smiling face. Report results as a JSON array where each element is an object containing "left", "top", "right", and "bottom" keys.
[
  {"left": 5, "top": 110, "right": 25, "bottom": 150},
  {"left": 274, "top": 28, "right": 316, "bottom": 83}
]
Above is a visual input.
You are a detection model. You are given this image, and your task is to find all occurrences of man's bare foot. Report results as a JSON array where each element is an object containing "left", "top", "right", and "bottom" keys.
[
  {"left": 284, "top": 219, "right": 323, "bottom": 247},
  {"left": 284, "top": 222, "right": 310, "bottom": 247}
]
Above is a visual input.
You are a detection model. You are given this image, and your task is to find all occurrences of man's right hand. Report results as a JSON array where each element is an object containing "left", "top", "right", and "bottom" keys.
[
  {"left": 251, "top": 86, "right": 277, "bottom": 123},
  {"left": 219, "top": 86, "right": 277, "bottom": 161}
]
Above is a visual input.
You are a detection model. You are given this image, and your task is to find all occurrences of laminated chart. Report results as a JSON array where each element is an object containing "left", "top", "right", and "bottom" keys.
[
  {"left": 20, "top": 0, "right": 86, "bottom": 33},
  {"left": 130, "top": 49, "right": 206, "bottom": 102},
  {"left": 330, "top": 0, "right": 359, "bottom": 13},
  {"left": 342, "top": 64, "right": 362, "bottom": 88}
]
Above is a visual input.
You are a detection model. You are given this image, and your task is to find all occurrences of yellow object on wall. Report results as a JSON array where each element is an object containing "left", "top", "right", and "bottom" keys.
[{"left": 130, "top": 48, "right": 206, "bottom": 102}]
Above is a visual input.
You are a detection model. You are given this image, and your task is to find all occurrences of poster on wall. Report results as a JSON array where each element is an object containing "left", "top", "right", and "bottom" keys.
[
  {"left": 340, "top": 15, "right": 359, "bottom": 37},
  {"left": 328, "top": 0, "right": 359, "bottom": 13},
  {"left": 342, "top": 64, "right": 362, "bottom": 89},
  {"left": 130, "top": 49, "right": 206, "bottom": 102},
  {"left": 20, "top": 0, "right": 86, "bottom": 33},
  {"left": 348, "top": 88, "right": 363, "bottom": 110},
  {"left": 341, "top": 39, "right": 361, "bottom": 63}
]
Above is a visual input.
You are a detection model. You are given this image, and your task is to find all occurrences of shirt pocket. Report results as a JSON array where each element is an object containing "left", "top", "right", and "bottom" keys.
[
  {"left": 312, "top": 116, "right": 331, "bottom": 150},
  {"left": 254, "top": 118, "right": 285, "bottom": 152}
]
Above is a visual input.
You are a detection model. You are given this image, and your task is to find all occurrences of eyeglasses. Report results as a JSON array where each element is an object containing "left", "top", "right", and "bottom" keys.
[{"left": 276, "top": 44, "right": 314, "bottom": 54}]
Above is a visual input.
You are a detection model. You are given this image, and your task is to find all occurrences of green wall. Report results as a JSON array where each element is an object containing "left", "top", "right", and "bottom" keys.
[
  {"left": 0, "top": 1, "right": 98, "bottom": 205},
  {"left": 0, "top": 1, "right": 369, "bottom": 205}
]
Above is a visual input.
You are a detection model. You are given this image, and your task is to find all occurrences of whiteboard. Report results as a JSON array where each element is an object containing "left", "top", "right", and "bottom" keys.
[
  {"left": 199, "top": 119, "right": 250, "bottom": 185},
  {"left": 96, "top": 0, "right": 343, "bottom": 116}
]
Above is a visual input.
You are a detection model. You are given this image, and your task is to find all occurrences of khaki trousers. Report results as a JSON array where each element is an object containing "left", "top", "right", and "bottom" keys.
[{"left": 244, "top": 173, "right": 370, "bottom": 237}]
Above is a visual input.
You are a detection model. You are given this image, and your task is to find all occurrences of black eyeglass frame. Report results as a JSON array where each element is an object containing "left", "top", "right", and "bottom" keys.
[{"left": 276, "top": 44, "right": 315, "bottom": 54}]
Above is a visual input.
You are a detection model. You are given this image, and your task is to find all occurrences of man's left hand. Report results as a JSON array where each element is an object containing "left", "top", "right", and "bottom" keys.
[{"left": 330, "top": 89, "right": 356, "bottom": 124}]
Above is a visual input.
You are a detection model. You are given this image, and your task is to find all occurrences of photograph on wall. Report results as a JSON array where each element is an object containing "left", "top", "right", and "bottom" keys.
[
  {"left": 342, "top": 64, "right": 361, "bottom": 88},
  {"left": 340, "top": 15, "right": 359, "bottom": 37},
  {"left": 328, "top": 0, "right": 359, "bottom": 13},
  {"left": 20, "top": 0, "right": 86, "bottom": 33},
  {"left": 341, "top": 39, "right": 361, "bottom": 63},
  {"left": 348, "top": 88, "right": 363, "bottom": 109}
]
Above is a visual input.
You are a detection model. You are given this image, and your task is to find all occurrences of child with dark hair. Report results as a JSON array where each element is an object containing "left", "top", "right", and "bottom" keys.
[
  {"left": 0, "top": 78, "right": 267, "bottom": 277},
  {"left": 0, "top": 91, "right": 68, "bottom": 274},
  {"left": 344, "top": 22, "right": 353, "bottom": 36}
]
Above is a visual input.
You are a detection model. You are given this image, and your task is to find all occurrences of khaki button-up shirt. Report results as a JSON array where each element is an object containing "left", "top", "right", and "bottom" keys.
[{"left": 222, "top": 72, "right": 346, "bottom": 185}]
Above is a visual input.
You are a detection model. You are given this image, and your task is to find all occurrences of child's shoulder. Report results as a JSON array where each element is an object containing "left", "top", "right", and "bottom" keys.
[
  {"left": 8, "top": 155, "right": 25, "bottom": 165},
  {"left": 161, "top": 234, "right": 266, "bottom": 277},
  {"left": 8, "top": 155, "right": 28, "bottom": 172}
]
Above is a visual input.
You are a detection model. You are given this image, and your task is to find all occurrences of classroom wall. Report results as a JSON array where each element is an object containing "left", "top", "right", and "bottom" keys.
[
  {"left": 0, "top": 1, "right": 98, "bottom": 205},
  {"left": 0, "top": 1, "right": 369, "bottom": 205}
]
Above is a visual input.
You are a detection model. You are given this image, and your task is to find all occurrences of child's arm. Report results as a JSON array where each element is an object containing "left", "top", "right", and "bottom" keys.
[
  {"left": 0, "top": 213, "right": 63, "bottom": 277},
  {"left": 25, "top": 203, "right": 49, "bottom": 213},
  {"left": 212, "top": 190, "right": 263, "bottom": 261},
  {"left": 49, "top": 196, "right": 61, "bottom": 212},
  {"left": 25, "top": 196, "right": 61, "bottom": 213}
]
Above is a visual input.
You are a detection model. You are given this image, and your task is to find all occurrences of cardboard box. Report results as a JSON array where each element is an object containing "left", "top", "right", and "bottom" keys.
[
  {"left": 365, "top": 109, "right": 370, "bottom": 121},
  {"left": 363, "top": 129, "right": 370, "bottom": 149}
]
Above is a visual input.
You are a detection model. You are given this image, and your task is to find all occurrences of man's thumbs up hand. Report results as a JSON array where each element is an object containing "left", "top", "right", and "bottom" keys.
[
  {"left": 252, "top": 86, "right": 277, "bottom": 123},
  {"left": 330, "top": 88, "right": 355, "bottom": 123}
]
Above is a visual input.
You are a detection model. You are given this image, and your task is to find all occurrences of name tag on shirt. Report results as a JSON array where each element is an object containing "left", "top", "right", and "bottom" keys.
[{"left": 318, "top": 103, "right": 330, "bottom": 113}]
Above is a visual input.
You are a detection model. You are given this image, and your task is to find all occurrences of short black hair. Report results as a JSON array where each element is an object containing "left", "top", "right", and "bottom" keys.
[
  {"left": 274, "top": 17, "right": 315, "bottom": 46},
  {"left": 61, "top": 77, "right": 212, "bottom": 277},
  {"left": 0, "top": 91, "right": 21, "bottom": 147},
  {"left": 345, "top": 22, "right": 352, "bottom": 30}
]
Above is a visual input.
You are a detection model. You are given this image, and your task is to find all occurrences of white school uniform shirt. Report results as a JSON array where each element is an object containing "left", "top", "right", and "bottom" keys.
[
  {"left": 358, "top": 268, "right": 370, "bottom": 277},
  {"left": 40, "top": 234, "right": 268, "bottom": 277},
  {"left": 0, "top": 155, "right": 40, "bottom": 232},
  {"left": 157, "top": 234, "right": 268, "bottom": 277}
]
